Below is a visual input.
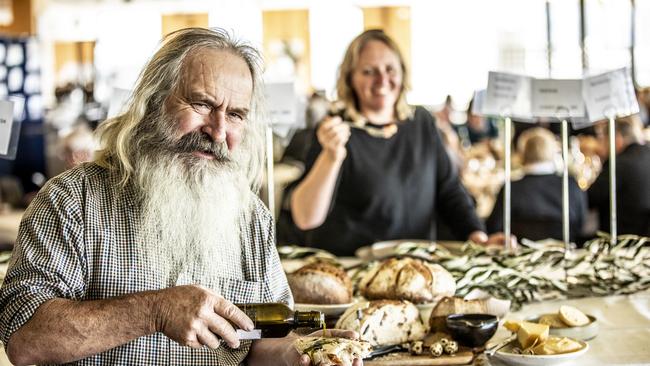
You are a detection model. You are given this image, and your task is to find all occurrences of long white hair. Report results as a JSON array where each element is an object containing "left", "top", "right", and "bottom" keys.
[{"left": 95, "top": 27, "right": 266, "bottom": 192}]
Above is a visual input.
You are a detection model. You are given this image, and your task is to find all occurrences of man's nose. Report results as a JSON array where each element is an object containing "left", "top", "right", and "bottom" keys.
[{"left": 202, "top": 111, "right": 227, "bottom": 143}]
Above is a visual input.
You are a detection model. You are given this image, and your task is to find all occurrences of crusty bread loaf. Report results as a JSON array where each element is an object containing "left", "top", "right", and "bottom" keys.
[
  {"left": 288, "top": 262, "right": 353, "bottom": 304},
  {"left": 336, "top": 300, "right": 428, "bottom": 347},
  {"left": 358, "top": 257, "right": 456, "bottom": 304},
  {"left": 429, "top": 296, "right": 489, "bottom": 332}
]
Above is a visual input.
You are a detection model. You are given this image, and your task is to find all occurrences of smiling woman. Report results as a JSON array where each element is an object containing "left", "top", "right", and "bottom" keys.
[{"left": 288, "top": 29, "right": 504, "bottom": 256}]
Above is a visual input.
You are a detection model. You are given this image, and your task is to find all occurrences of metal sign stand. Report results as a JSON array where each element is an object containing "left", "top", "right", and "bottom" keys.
[
  {"left": 265, "top": 126, "right": 275, "bottom": 220},
  {"left": 561, "top": 119, "right": 570, "bottom": 247},
  {"left": 502, "top": 114, "right": 513, "bottom": 251},
  {"left": 555, "top": 106, "right": 572, "bottom": 249},
  {"left": 607, "top": 112, "right": 617, "bottom": 245}
]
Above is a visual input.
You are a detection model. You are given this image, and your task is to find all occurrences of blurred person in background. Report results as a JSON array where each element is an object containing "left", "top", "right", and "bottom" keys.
[
  {"left": 588, "top": 115, "right": 650, "bottom": 236},
  {"left": 455, "top": 98, "right": 499, "bottom": 147},
  {"left": 0, "top": 28, "right": 358, "bottom": 366},
  {"left": 60, "top": 124, "right": 98, "bottom": 170},
  {"left": 637, "top": 87, "right": 650, "bottom": 127},
  {"left": 486, "top": 127, "right": 587, "bottom": 243},
  {"left": 289, "top": 29, "right": 513, "bottom": 256},
  {"left": 276, "top": 90, "right": 329, "bottom": 245}
]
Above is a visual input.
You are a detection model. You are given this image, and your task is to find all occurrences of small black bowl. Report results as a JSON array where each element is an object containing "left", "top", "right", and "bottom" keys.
[{"left": 446, "top": 313, "right": 499, "bottom": 348}]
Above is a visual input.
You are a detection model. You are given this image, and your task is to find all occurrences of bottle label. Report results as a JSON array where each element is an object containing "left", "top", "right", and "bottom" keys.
[{"left": 237, "top": 329, "right": 262, "bottom": 340}]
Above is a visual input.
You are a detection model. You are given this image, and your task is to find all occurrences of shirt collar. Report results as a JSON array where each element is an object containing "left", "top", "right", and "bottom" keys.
[{"left": 523, "top": 161, "right": 557, "bottom": 175}]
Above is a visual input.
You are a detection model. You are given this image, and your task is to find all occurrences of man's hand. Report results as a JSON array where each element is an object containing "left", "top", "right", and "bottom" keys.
[
  {"left": 152, "top": 285, "right": 254, "bottom": 349},
  {"left": 249, "top": 329, "right": 363, "bottom": 366},
  {"left": 317, "top": 116, "right": 351, "bottom": 162},
  {"left": 296, "top": 329, "right": 363, "bottom": 366}
]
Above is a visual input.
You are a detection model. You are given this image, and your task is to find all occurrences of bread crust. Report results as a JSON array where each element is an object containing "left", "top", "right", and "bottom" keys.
[
  {"left": 336, "top": 300, "right": 428, "bottom": 346},
  {"left": 359, "top": 258, "right": 456, "bottom": 304},
  {"left": 288, "top": 262, "right": 353, "bottom": 304}
]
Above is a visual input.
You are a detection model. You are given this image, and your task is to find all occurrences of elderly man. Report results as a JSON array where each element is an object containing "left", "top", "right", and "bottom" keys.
[
  {"left": 0, "top": 28, "right": 356, "bottom": 365},
  {"left": 589, "top": 116, "right": 650, "bottom": 236}
]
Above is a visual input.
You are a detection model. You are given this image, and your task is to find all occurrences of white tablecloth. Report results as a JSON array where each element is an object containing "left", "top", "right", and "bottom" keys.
[{"left": 490, "top": 291, "right": 650, "bottom": 365}]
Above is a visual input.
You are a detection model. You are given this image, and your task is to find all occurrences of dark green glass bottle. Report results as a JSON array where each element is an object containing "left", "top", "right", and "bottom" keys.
[{"left": 235, "top": 303, "right": 324, "bottom": 338}]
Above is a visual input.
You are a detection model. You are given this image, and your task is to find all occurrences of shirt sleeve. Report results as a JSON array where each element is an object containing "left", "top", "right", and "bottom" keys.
[
  {"left": 263, "top": 215, "right": 294, "bottom": 308},
  {"left": 0, "top": 175, "right": 87, "bottom": 347}
]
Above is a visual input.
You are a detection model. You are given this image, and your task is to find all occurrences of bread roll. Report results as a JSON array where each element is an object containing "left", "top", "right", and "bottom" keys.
[
  {"left": 336, "top": 300, "right": 428, "bottom": 347},
  {"left": 288, "top": 262, "right": 352, "bottom": 304},
  {"left": 358, "top": 257, "right": 456, "bottom": 304},
  {"left": 429, "top": 296, "right": 489, "bottom": 332}
]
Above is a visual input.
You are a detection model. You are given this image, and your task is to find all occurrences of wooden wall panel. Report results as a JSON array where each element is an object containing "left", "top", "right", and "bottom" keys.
[
  {"left": 0, "top": 0, "right": 34, "bottom": 36},
  {"left": 54, "top": 41, "right": 95, "bottom": 80},
  {"left": 262, "top": 9, "right": 311, "bottom": 90},
  {"left": 362, "top": 7, "right": 412, "bottom": 78},
  {"left": 161, "top": 13, "right": 209, "bottom": 37}
]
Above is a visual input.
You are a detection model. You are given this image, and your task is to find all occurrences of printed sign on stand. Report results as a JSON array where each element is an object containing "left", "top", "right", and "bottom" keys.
[
  {"left": 531, "top": 79, "right": 584, "bottom": 118},
  {"left": 582, "top": 67, "right": 639, "bottom": 122},
  {"left": 483, "top": 72, "right": 585, "bottom": 120},
  {"left": 0, "top": 98, "right": 22, "bottom": 160},
  {"left": 483, "top": 72, "right": 532, "bottom": 119},
  {"left": 264, "top": 82, "right": 298, "bottom": 127},
  {"left": 0, "top": 100, "right": 14, "bottom": 155}
]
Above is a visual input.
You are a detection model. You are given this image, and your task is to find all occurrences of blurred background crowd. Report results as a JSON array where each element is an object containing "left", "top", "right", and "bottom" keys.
[{"left": 0, "top": 0, "right": 649, "bottom": 249}]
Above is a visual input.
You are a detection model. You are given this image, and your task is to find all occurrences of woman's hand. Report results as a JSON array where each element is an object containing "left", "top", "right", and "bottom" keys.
[
  {"left": 469, "top": 231, "right": 518, "bottom": 250},
  {"left": 317, "top": 116, "right": 351, "bottom": 162}
]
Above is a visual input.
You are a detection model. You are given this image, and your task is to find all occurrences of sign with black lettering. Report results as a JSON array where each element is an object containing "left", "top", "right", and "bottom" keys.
[
  {"left": 0, "top": 100, "right": 15, "bottom": 155},
  {"left": 582, "top": 68, "right": 639, "bottom": 122}
]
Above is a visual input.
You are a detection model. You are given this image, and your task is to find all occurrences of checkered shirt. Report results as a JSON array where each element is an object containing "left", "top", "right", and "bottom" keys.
[{"left": 0, "top": 163, "right": 293, "bottom": 365}]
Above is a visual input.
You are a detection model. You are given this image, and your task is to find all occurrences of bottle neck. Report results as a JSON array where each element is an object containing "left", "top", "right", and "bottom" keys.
[{"left": 295, "top": 311, "right": 325, "bottom": 328}]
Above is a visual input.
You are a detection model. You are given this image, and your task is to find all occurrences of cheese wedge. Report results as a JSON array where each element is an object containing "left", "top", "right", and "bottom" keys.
[
  {"left": 503, "top": 320, "right": 521, "bottom": 332},
  {"left": 558, "top": 305, "right": 590, "bottom": 327},
  {"left": 517, "top": 321, "right": 550, "bottom": 349},
  {"left": 538, "top": 313, "right": 569, "bottom": 328},
  {"left": 532, "top": 336, "right": 583, "bottom": 355}
]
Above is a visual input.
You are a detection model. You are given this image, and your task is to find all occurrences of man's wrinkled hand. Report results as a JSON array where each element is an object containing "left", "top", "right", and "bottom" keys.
[{"left": 152, "top": 285, "right": 254, "bottom": 349}]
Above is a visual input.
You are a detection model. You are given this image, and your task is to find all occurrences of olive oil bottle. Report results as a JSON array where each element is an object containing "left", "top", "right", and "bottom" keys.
[{"left": 235, "top": 303, "right": 324, "bottom": 339}]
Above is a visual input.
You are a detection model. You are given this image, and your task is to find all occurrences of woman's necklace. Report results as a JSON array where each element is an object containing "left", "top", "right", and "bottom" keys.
[{"left": 354, "top": 121, "right": 398, "bottom": 139}]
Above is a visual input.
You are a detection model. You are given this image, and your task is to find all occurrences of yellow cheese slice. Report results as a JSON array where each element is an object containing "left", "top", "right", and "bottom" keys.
[{"left": 517, "top": 321, "right": 550, "bottom": 349}]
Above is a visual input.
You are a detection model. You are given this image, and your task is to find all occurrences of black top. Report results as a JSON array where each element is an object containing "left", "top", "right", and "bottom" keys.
[
  {"left": 296, "top": 106, "right": 483, "bottom": 256},
  {"left": 588, "top": 143, "right": 650, "bottom": 236},
  {"left": 486, "top": 174, "right": 587, "bottom": 242}
]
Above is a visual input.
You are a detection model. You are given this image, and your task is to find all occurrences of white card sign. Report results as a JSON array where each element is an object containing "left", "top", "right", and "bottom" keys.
[
  {"left": 107, "top": 87, "right": 132, "bottom": 119},
  {"left": 582, "top": 67, "right": 639, "bottom": 122},
  {"left": 483, "top": 71, "right": 532, "bottom": 119},
  {"left": 0, "top": 99, "right": 15, "bottom": 155},
  {"left": 264, "top": 82, "right": 297, "bottom": 126},
  {"left": 531, "top": 79, "right": 584, "bottom": 118},
  {"left": 484, "top": 72, "right": 585, "bottom": 120}
]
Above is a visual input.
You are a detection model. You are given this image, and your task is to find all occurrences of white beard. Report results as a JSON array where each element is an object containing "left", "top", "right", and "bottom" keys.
[{"left": 135, "top": 154, "right": 253, "bottom": 285}]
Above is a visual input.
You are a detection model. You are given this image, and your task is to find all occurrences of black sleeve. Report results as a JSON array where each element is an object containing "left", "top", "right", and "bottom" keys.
[
  {"left": 571, "top": 179, "right": 588, "bottom": 234},
  {"left": 485, "top": 187, "right": 505, "bottom": 234},
  {"left": 428, "top": 110, "right": 485, "bottom": 238},
  {"left": 587, "top": 161, "right": 609, "bottom": 210}
]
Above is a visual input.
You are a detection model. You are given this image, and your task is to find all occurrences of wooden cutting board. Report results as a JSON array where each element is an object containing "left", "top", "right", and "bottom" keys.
[{"left": 365, "top": 350, "right": 474, "bottom": 365}]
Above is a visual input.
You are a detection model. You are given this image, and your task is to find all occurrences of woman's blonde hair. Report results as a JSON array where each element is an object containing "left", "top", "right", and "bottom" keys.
[
  {"left": 336, "top": 29, "right": 413, "bottom": 123},
  {"left": 95, "top": 27, "right": 266, "bottom": 191}
]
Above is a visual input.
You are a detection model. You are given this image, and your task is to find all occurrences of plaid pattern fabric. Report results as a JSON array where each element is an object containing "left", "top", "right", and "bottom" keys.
[{"left": 0, "top": 163, "right": 292, "bottom": 365}]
